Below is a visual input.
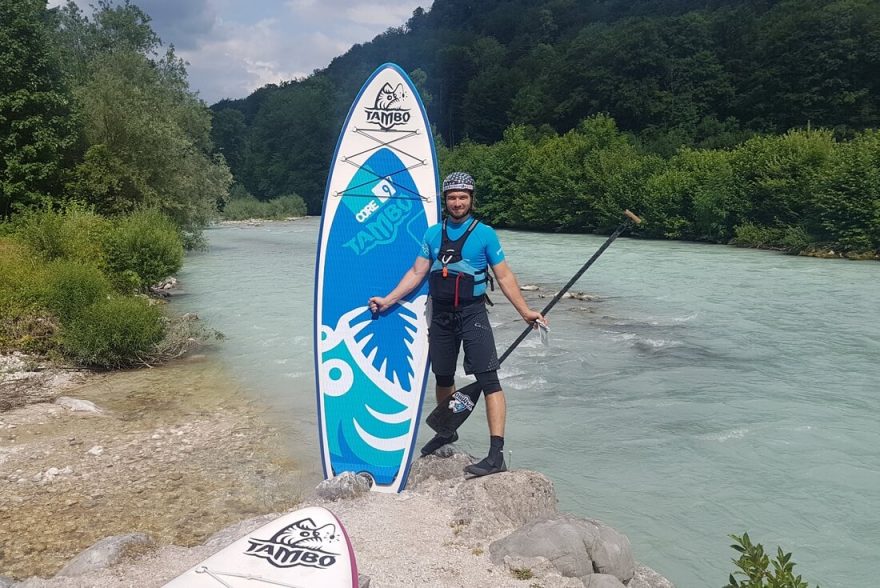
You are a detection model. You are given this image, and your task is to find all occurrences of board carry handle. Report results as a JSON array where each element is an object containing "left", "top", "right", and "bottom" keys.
[{"left": 426, "top": 209, "right": 643, "bottom": 436}]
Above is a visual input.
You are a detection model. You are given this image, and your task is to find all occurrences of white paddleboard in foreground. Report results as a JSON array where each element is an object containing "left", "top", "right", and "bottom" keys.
[{"left": 163, "top": 506, "right": 358, "bottom": 587}]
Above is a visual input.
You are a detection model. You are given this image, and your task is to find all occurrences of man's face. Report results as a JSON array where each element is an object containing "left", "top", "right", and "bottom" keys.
[{"left": 444, "top": 190, "right": 472, "bottom": 220}]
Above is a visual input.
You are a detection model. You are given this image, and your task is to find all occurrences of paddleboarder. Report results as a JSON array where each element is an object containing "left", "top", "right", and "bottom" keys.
[{"left": 369, "top": 172, "right": 544, "bottom": 477}]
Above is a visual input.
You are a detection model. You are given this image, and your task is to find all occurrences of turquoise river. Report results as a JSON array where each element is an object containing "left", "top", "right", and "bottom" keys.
[{"left": 174, "top": 218, "right": 879, "bottom": 588}]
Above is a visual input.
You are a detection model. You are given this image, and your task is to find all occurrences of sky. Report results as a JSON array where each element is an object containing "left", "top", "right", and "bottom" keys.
[{"left": 50, "top": 0, "right": 431, "bottom": 104}]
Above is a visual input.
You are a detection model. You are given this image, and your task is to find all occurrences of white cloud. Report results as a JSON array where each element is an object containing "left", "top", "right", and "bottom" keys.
[
  {"left": 179, "top": 17, "right": 305, "bottom": 101},
  {"left": 48, "top": 0, "right": 432, "bottom": 103},
  {"left": 344, "top": 2, "right": 420, "bottom": 27}
]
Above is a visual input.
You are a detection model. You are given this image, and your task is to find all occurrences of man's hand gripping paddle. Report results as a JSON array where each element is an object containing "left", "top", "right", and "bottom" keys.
[{"left": 425, "top": 210, "right": 643, "bottom": 437}]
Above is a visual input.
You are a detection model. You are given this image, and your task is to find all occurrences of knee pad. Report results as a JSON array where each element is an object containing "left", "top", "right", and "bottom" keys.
[
  {"left": 475, "top": 370, "right": 501, "bottom": 395},
  {"left": 436, "top": 374, "right": 455, "bottom": 387}
]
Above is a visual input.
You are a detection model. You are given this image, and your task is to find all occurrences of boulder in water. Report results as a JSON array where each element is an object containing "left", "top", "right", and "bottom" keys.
[
  {"left": 55, "top": 397, "right": 102, "bottom": 413},
  {"left": 55, "top": 533, "right": 152, "bottom": 577}
]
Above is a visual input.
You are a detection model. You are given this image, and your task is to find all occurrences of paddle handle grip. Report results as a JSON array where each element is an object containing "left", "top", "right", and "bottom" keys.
[{"left": 624, "top": 209, "right": 642, "bottom": 224}]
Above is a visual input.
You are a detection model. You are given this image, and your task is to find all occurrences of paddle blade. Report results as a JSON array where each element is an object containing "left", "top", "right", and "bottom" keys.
[{"left": 425, "top": 382, "right": 483, "bottom": 436}]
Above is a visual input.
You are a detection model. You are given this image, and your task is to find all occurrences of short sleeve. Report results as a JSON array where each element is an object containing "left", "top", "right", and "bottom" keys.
[
  {"left": 418, "top": 225, "right": 435, "bottom": 260},
  {"left": 484, "top": 226, "right": 505, "bottom": 266}
]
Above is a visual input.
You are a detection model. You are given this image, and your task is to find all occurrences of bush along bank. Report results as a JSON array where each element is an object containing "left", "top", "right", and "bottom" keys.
[
  {"left": 218, "top": 185, "right": 307, "bottom": 221},
  {"left": 0, "top": 206, "right": 215, "bottom": 369},
  {"left": 440, "top": 117, "right": 880, "bottom": 260}
]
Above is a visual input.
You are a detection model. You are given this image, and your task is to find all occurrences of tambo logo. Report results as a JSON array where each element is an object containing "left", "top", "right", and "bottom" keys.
[
  {"left": 364, "top": 82, "right": 411, "bottom": 130},
  {"left": 244, "top": 516, "right": 342, "bottom": 569},
  {"left": 448, "top": 390, "right": 475, "bottom": 414}
]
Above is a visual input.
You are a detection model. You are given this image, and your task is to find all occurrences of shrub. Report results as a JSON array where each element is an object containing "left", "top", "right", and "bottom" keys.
[
  {"left": 270, "top": 194, "right": 307, "bottom": 218},
  {"left": 9, "top": 206, "right": 66, "bottom": 260},
  {"left": 10, "top": 204, "right": 111, "bottom": 266},
  {"left": 732, "top": 223, "right": 784, "bottom": 249},
  {"left": 222, "top": 196, "right": 263, "bottom": 220},
  {"left": 44, "top": 260, "right": 111, "bottom": 323},
  {"left": 0, "top": 240, "right": 47, "bottom": 309},
  {"left": 726, "top": 533, "right": 818, "bottom": 588},
  {"left": 61, "top": 296, "right": 165, "bottom": 368},
  {"left": 221, "top": 194, "right": 307, "bottom": 220},
  {"left": 812, "top": 130, "right": 880, "bottom": 252},
  {"left": 104, "top": 209, "right": 184, "bottom": 290},
  {"left": 0, "top": 239, "right": 53, "bottom": 352}
]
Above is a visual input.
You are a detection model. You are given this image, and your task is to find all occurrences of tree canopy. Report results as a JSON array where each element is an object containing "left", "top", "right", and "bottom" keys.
[
  {"left": 211, "top": 0, "right": 880, "bottom": 227},
  {"left": 1, "top": 0, "right": 231, "bottom": 239}
]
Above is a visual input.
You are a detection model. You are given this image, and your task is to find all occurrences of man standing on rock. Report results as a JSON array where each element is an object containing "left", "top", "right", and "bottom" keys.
[{"left": 369, "top": 172, "right": 544, "bottom": 477}]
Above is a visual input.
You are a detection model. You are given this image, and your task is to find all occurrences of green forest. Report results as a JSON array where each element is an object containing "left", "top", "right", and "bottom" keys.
[
  {"left": 212, "top": 0, "right": 880, "bottom": 256},
  {"left": 1, "top": 0, "right": 879, "bottom": 366}
]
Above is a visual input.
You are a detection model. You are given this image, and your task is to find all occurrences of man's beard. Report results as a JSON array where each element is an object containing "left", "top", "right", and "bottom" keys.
[{"left": 448, "top": 207, "right": 471, "bottom": 220}]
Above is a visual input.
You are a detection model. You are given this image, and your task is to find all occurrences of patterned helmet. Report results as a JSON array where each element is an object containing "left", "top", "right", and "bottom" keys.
[{"left": 442, "top": 172, "right": 475, "bottom": 194}]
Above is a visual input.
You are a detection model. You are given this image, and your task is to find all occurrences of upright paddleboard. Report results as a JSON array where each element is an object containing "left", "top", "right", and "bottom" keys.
[
  {"left": 163, "top": 506, "right": 358, "bottom": 587},
  {"left": 314, "top": 63, "right": 440, "bottom": 493}
]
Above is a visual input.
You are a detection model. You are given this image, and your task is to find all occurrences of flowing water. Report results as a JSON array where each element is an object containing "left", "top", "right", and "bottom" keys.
[{"left": 175, "top": 218, "right": 879, "bottom": 587}]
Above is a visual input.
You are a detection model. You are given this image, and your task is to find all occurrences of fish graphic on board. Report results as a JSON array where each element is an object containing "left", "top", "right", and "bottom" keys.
[{"left": 374, "top": 82, "right": 406, "bottom": 109}]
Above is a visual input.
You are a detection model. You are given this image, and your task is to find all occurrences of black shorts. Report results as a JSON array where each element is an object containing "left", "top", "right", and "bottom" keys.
[{"left": 428, "top": 302, "right": 499, "bottom": 377}]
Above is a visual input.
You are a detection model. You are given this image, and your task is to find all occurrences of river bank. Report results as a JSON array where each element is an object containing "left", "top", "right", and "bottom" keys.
[
  {"left": 1, "top": 354, "right": 675, "bottom": 588},
  {"left": 0, "top": 354, "right": 306, "bottom": 582}
]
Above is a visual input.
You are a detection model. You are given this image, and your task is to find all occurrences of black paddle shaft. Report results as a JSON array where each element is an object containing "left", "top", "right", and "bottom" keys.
[
  {"left": 424, "top": 209, "right": 642, "bottom": 436},
  {"left": 497, "top": 209, "right": 642, "bottom": 364}
]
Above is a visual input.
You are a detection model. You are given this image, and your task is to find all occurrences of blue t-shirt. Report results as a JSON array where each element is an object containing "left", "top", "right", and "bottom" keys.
[{"left": 419, "top": 216, "right": 505, "bottom": 297}]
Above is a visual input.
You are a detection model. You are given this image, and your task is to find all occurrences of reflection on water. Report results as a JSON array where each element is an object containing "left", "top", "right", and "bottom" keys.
[{"left": 0, "top": 355, "right": 318, "bottom": 580}]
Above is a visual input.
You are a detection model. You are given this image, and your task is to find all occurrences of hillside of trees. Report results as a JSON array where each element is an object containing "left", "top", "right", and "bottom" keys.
[
  {"left": 0, "top": 0, "right": 229, "bottom": 365},
  {"left": 211, "top": 0, "right": 880, "bottom": 257}
]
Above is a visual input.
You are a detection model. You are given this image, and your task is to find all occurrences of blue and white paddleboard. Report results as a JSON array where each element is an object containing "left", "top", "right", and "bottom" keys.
[
  {"left": 314, "top": 63, "right": 440, "bottom": 493},
  {"left": 163, "top": 506, "right": 358, "bottom": 587}
]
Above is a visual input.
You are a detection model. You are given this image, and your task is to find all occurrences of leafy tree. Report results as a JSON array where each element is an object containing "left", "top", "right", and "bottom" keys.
[
  {"left": 730, "top": 129, "right": 835, "bottom": 231},
  {"left": 68, "top": 48, "right": 231, "bottom": 236},
  {"left": 243, "top": 77, "right": 338, "bottom": 214},
  {"left": 645, "top": 147, "right": 737, "bottom": 241},
  {"left": 0, "top": 0, "right": 77, "bottom": 220},
  {"left": 52, "top": 0, "right": 161, "bottom": 85},
  {"left": 812, "top": 130, "right": 880, "bottom": 251}
]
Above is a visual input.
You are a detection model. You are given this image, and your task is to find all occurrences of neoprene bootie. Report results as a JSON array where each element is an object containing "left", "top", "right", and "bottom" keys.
[
  {"left": 420, "top": 431, "right": 458, "bottom": 457},
  {"left": 463, "top": 455, "right": 507, "bottom": 477}
]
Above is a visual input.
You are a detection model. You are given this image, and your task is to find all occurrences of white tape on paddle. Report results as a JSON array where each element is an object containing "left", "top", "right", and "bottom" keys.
[{"left": 535, "top": 319, "right": 550, "bottom": 346}]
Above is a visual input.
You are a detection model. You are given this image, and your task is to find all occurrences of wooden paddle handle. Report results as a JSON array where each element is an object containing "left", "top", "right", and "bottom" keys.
[{"left": 624, "top": 209, "right": 642, "bottom": 224}]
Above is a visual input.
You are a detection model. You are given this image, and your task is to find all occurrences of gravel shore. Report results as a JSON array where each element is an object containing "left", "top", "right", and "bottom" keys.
[{"left": 1, "top": 355, "right": 674, "bottom": 588}]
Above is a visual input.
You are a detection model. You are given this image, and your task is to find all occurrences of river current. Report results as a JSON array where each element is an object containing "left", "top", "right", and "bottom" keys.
[{"left": 175, "top": 218, "right": 879, "bottom": 587}]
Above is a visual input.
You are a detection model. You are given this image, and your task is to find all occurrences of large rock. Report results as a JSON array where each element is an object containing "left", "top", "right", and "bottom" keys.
[
  {"left": 499, "top": 555, "right": 584, "bottom": 587},
  {"left": 314, "top": 471, "right": 371, "bottom": 501},
  {"left": 405, "top": 452, "right": 474, "bottom": 490},
  {"left": 0, "top": 576, "right": 15, "bottom": 588},
  {"left": 490, "top": 515, "right": 635, "bottom": 584},
  {"left": 628, "top": 565, "right": 676, "bottom": 588},
  {"left": 55, "top": 533, "right": 152, "bottom": 577},
  {"left": 453, "top": 469, "right": 557, "bottom": 539},
  {"left": 583, "top": 574, "right": 626, "bottom": 587}
]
